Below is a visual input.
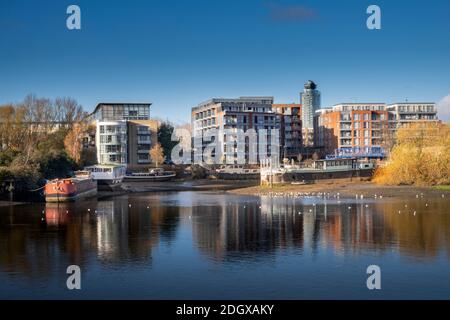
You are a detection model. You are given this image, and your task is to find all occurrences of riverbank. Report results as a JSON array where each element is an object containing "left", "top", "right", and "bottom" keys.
[
  {"left": 0, "top": 200, "right": 27, "bottom": 207},
  {"left": 97, "top": 179, "right": 259, "bottom": 199},
  {"left": 229, "top": 180, "right": 450, "bottom": 199}
]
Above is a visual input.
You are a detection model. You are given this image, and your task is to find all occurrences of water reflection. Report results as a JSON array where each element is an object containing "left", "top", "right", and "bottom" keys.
[
  {"left": 188, "top": 195, "right": 450, "bottom": 261},
  {"left": 0, "top": 192, "right": 449, "bottom": 298},
  {"left": 0, "top": 198, "right": 181, "bottom": 280}
]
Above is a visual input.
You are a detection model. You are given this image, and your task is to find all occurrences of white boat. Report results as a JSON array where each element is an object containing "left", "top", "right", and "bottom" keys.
[
  {"left": 215, "top": 165, "right": 260, "bottom": 180},
  {"left": 124, "top": 168, "right": 176, "bottom": 181},
  {"left": 84, "top": 164, "right": 126, "bottom": 191}
]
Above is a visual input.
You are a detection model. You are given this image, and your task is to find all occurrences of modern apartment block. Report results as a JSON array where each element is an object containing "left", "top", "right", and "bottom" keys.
[
  {"left": 316, "top": 102, "right": 439, "bottom": 158},
  {"left": 272, "top": 104, "right": 302, "bottom": 159},
  {"left": 92, "top": 103, "right": 158, "bottom": 167},
  {"left": 316, "top": 103, "right": 389, "bottom": 158},
  {"left": 386, "top": 103, "right": 438, "bottom": 127},
  {"left": 191, "top": 97, "right": 280, "bottom": 164},
  {"left": 300, "top": 81, "right": 321, "bottom": 147}
]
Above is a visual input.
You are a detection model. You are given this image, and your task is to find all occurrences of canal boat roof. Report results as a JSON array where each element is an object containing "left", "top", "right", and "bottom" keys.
[{"left": 85, "top": 164, "right": 126, "bottom": 169}]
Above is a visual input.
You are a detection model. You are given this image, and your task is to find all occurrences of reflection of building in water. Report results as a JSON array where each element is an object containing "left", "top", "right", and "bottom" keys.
[
  {"left": 91, "top": 198, "right": 181, "bottom": 264},
  {"left": 191, "top": 197, "right": 427, "bottom": 260},
  {"left": 192, "top": 196, "right": 305, "bottom": 261}
]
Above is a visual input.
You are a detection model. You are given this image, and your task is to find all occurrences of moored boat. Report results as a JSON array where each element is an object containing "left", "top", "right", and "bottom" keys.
[
  {"left": 215, "top": 165, "right": 260, "bottom": 180},
  {"left": 44, "top": 173, "right": 97, "bottom": 202},
  {"left": 84, "top": 164, "right": 126, "bottom": 191},
  {"left": 124, "top": 168, "right": 176, "bottom": 182}
]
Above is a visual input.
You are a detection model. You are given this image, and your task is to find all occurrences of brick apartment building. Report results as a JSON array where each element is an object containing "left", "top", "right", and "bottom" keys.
[
  {"left": 315, "top": 102, "right": 438, "bottom": 158},
  {"left": 272, "top": 104, "right": 302, "bottom": 159}
]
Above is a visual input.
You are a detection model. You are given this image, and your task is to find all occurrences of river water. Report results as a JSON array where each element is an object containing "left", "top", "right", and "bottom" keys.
[{"left": 1, "top": 191, "right": 450, "bottom": 299}]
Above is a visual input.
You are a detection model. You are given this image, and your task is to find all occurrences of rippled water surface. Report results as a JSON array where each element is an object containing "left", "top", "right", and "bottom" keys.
[{"left": 1, "top": 191, "right": 450, "bottom": 299}]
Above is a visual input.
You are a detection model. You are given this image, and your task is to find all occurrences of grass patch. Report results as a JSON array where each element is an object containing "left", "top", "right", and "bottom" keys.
[{"left": 434, "top": 185, "right": 450, "bottom": 190}]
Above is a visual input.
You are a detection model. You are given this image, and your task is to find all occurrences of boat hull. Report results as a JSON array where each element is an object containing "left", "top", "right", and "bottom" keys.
[
  {"left": 45, "top": 178, "right": 97, "bottom": 202},
  {"left": 123, "top": 174, "right": 176, "bottom": 182},
  {"left": 97, "top": 179, "right": 123, "bottom": 191}
]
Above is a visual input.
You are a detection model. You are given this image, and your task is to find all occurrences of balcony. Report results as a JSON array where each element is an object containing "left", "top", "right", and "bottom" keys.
[{"left": 138, "top": 137, "right": 151, "bottom": 144}]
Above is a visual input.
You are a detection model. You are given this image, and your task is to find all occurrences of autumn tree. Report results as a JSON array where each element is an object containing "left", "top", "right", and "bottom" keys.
[
  {"left": 64, "top": 123, "right": 87, "bottom": 165},
  {"left": 373, "top": 122, "right": 450, "bottom": 186},
  {"left": 149, "top": 143, "right": 165, "bottom": 167}
]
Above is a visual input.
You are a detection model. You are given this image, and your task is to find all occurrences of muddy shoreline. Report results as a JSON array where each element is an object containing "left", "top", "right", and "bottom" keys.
[
  {"left": 95, "top": 179, "right": 260, "bottom": 200},
  {"left": 228, "top": 180, "right": 450, "bottom": 199},
  {"left": 2, "top": 179, "right": 448, "bottom": 206}
]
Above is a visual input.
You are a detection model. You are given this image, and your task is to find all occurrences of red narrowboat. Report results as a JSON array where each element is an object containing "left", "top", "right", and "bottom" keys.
[{"left": 44, "top": 174, "right": 97, "bottom": 202}]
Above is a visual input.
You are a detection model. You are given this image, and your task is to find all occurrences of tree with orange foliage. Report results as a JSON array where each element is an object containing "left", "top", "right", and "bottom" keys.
[
  {"left": 373, "top": 122, "right": 450, "bottom": 186},
  {"left": 64, "top": 123, "right": 86, "bottom": 165},
  {"left": 149, "top": 143, "right": 165, "bottom": 167}
]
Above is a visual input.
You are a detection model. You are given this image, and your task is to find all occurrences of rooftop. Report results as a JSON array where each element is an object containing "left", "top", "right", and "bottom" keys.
[
  {"left": 387, "top": 102, "right": 435, "bottom": 105},
  {"left": 193, "top": 96, "right": 274, "bottom": 111},
  {"left": 91, "top": 102, "right": 152, "bottom": 115}
]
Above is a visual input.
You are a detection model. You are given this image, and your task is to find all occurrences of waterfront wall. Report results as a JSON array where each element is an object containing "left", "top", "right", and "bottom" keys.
[{"left": 261, "top": 169, "right": 374, "bottom": 185}]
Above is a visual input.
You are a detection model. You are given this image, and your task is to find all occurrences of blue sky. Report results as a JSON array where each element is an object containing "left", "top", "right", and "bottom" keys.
[{"left": 1, "top": 0, "right": 450, "bottom": 123}]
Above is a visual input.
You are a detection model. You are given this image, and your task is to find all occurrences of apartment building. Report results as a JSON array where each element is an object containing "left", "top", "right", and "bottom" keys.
[
  {"left": 316, "top": 102, "right": 439, "bottom": 158},
  {"left": 272, "top": 104, "right": 302, "bottom": 159},
  {"left": 386, "top": 103, "right": 438, "bottom": 127},
  {"left": 316, "top": 103, "right": 389, "bottom": 158},
  {"left": 191, "top": 97, "right": 280, "bottom": 164},
  {"left": 92, "top": 103, "right": 158, "bottom": 167}
]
